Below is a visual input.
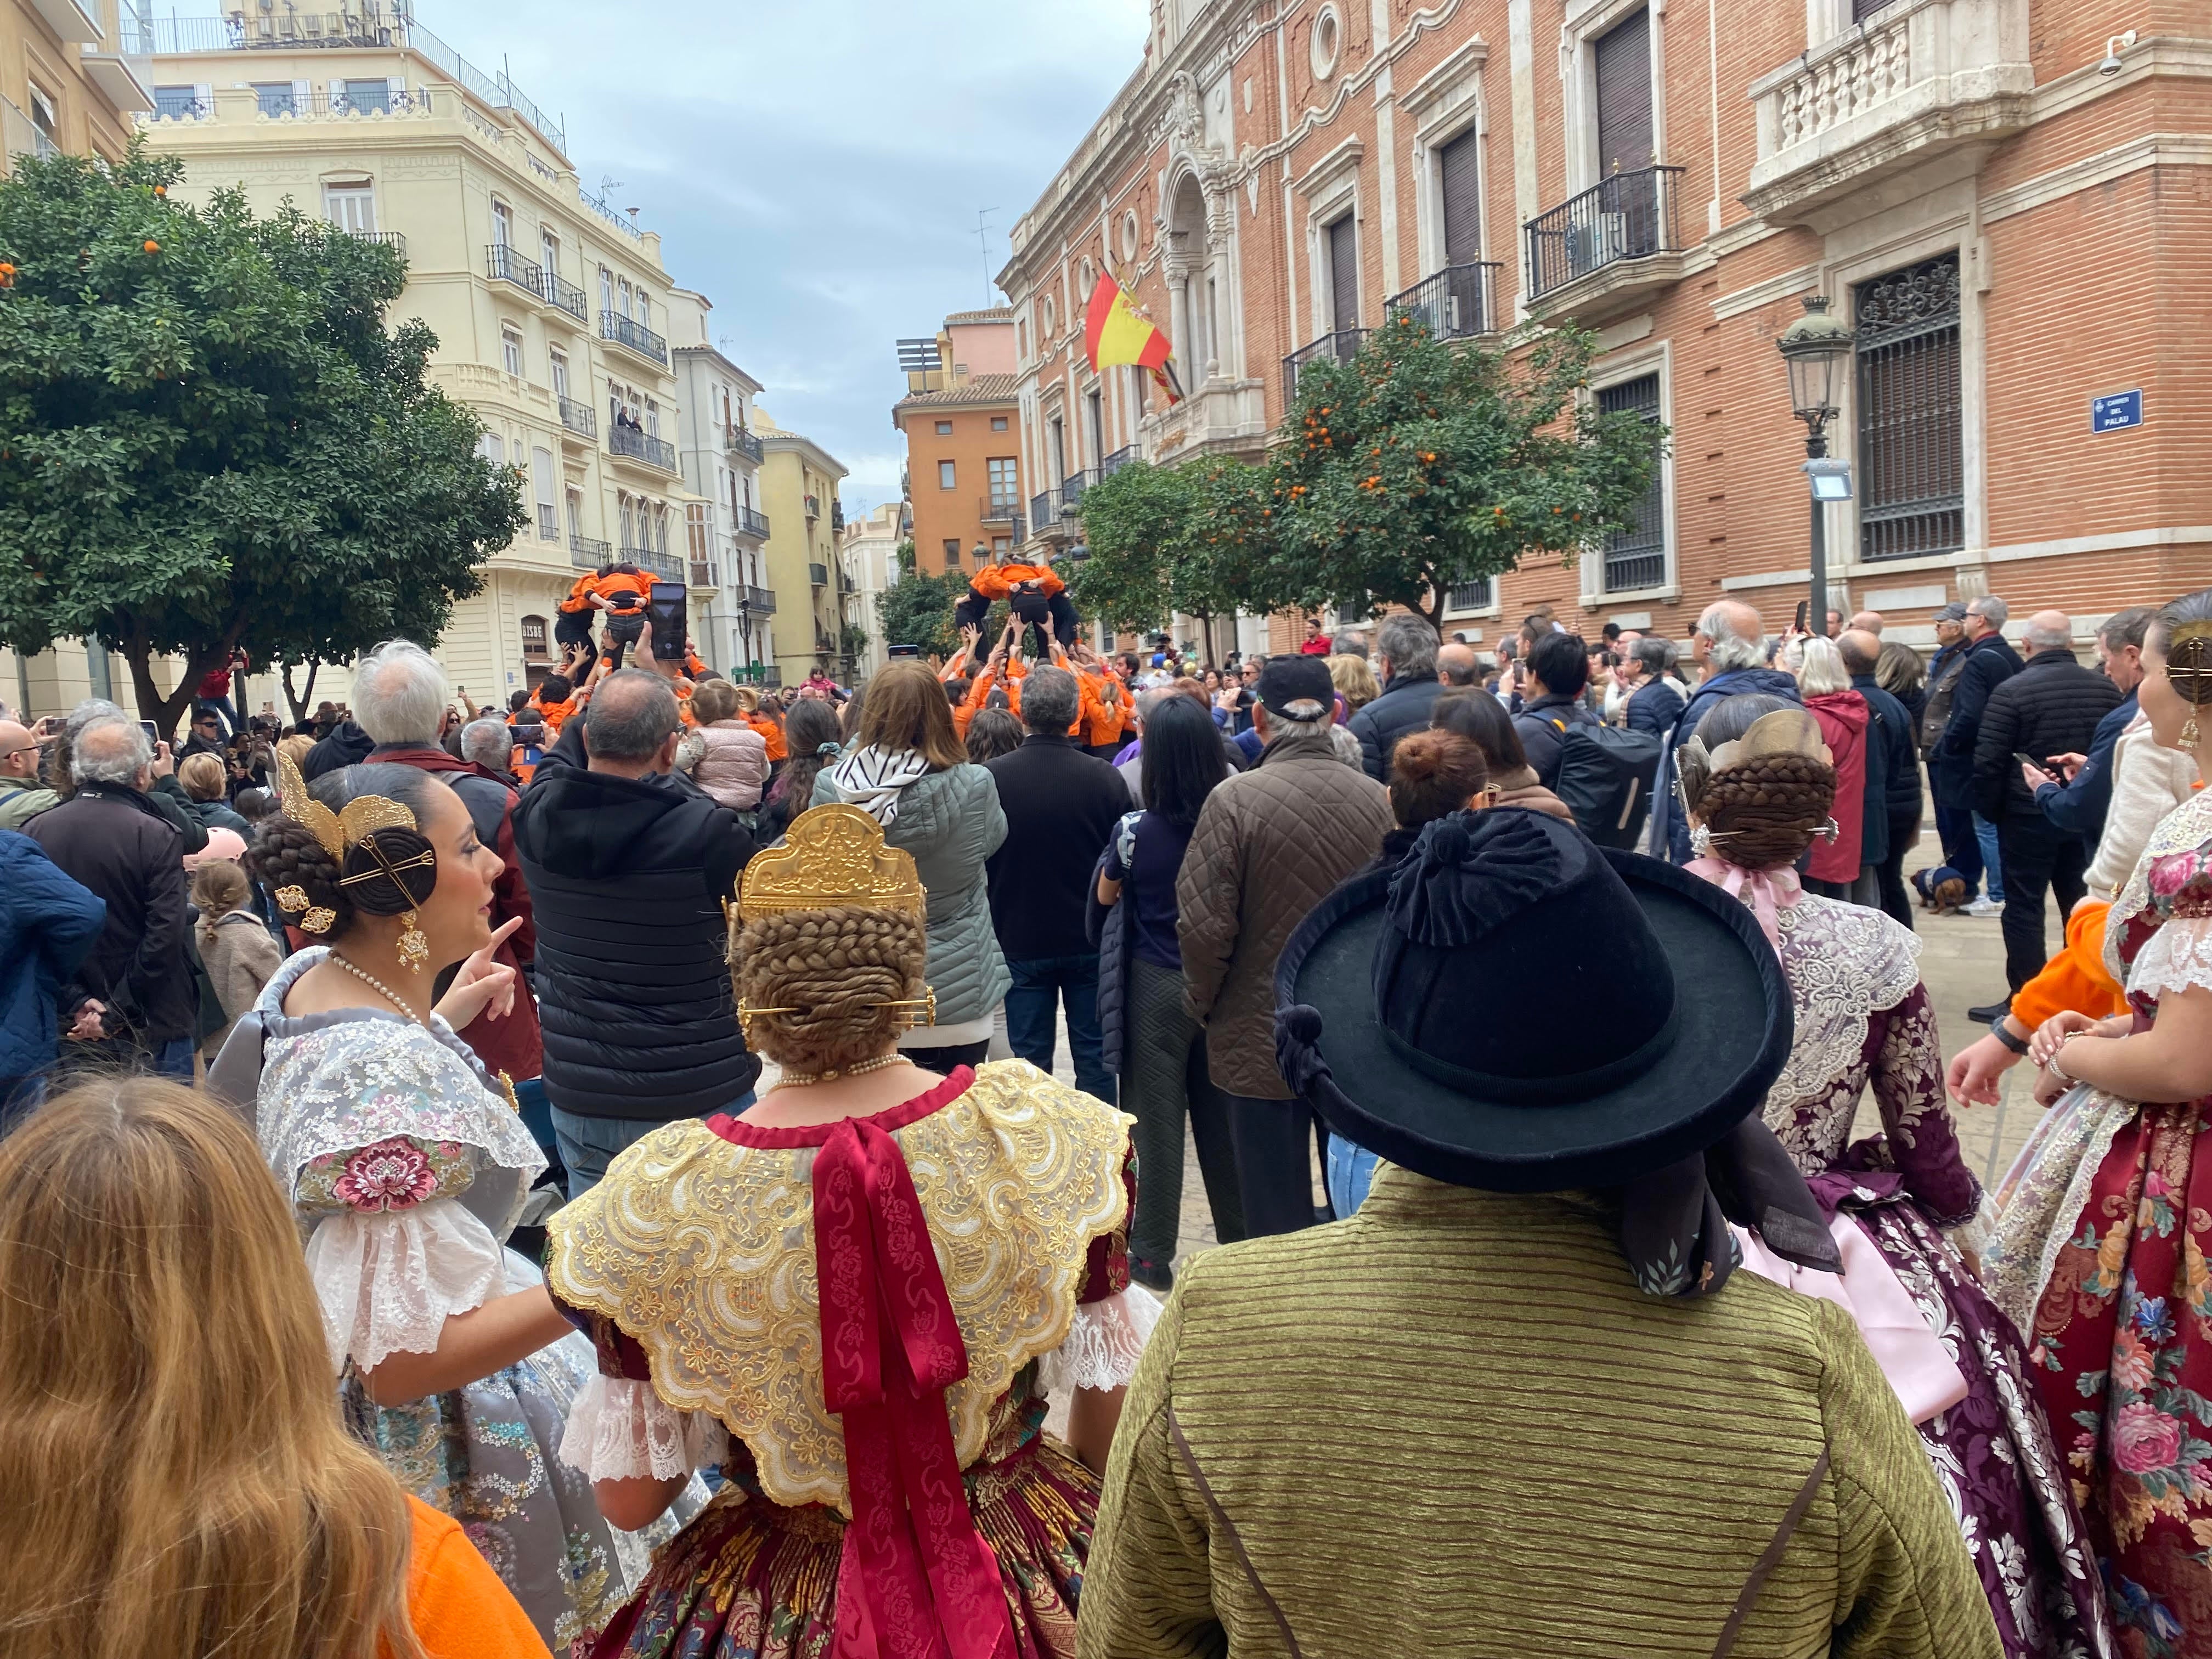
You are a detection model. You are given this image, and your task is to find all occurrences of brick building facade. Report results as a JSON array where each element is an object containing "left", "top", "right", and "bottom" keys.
[
  {"left": 893, "top": 308, "right": 1025, "bottom": 581},
  {"left": 996, "top": 0, "right": 2210, "bottom": 658}
]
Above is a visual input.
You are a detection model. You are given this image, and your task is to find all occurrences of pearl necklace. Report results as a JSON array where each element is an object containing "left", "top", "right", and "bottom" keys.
[
  {"left": 330, "top": 953, "right": 425, "bottom": 1024},
  {"left": 776, "top": 1052, "right": 907, "bottom": 1088}
]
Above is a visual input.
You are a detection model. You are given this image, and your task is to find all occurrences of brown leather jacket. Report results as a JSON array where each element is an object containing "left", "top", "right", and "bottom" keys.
[{"left": 1174, "top": 732, "right": 1391, "bottom": 1099}]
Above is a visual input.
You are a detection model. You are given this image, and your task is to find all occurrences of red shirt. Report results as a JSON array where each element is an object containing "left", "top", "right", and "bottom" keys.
[{"left": 1300, "top": 635, "right": 1333, "bottom": 656}]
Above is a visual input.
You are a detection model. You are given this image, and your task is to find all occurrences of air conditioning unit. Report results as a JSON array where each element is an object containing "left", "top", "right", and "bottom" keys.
[{"left": 1571, "top": 212, "right": 1629, "bottom": 276}]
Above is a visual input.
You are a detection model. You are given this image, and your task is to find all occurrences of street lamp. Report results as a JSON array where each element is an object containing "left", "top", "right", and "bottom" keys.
[{"left": 1776, "top": 294, "right": 1855, "bottom": 637}]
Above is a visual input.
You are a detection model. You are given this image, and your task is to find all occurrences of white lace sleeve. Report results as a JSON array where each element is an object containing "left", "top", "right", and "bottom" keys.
[
  {"left": 558, "top": 1373, "right": 730, "bottom": 1480},
  {"left": 1036, "top": 1285, "right": 1164, "bottom": 1395},
  {"left": 301, "top": 1197, "right": 506, "bottom": 1374},
  {"left": 2129, "top": 915, "right": 2212, "bottom": 1003}
]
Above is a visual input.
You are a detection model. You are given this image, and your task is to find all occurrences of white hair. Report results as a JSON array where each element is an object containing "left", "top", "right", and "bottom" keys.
[
  {"left": 459, "top": 718, "right": 511, "bottom": 771},
  {"left": 72, "top": 716, "right": 152, "bottom": 785},
  {"left": 351, "top": 640, "right": 449, "bottom": 747},
  {"left": 1788, "top": 635, "right": 1852, "bottom": 696},
  {"left": 1968, "top": 595, "right": 2009, "bottom": 628},
  {"left": 2024, "top": 615, "right": 2074, "bottom": 650},
  {"left": 64, "top": 698, "right": 125, "bottom": 740},
  {"left": 1695, "top": 602, "right": 1769, "bottom": 673}
]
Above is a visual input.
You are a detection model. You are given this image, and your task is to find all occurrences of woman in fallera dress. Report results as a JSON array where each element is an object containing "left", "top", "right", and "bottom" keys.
[
  {"left": 1984, "top": 589, "right": 2212, "bottom": 1658},
  {"left": 1678, "top": 696, "right": 2111, "bottom": 1658},
  {"left": 546, "top": 803, "right": 1156, "bottom": 1658},
  {"left": 212, "top": 756, "right": 656, "bottom": 1654}
]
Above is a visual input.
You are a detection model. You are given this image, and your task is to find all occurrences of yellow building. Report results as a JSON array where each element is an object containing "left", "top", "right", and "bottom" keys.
[{"left": 751, "top": 412, "right": 849, "bottom": 689}]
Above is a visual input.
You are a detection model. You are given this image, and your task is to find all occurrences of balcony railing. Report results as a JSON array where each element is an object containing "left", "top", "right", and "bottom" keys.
[
  {"left": 690, "top": 560, "right": 719, "bottom": 589},
  {"left": 557, "top": 397, "right": 596, "bottom": 440},
  {"left": 608, "top": 424, "right": 678, "bottom": 472},
  {"left": 804, "top": 495, "right": 821, "bottom": 520},
  {"left": 740, "top": 585, "right": 777, "bottom": 615},
  {"left": 1059, "top": 469, "right": 1099, "bottom": 513},
  {"left": 980, "top": 495, "right": 1020, "bottom": 524},
  {"left": 486, "top": 242, "right": 544, "bottom": 300},
  {"left": 1099, "top": 445, "right": 1138, "bottom": 479},
  {"left": 1282, "top": 329, "right": 1368, "bottom": 397},
  {"left": 809, "top": 563, "right": 830, "bottom": 588},
  {"left": 1386, "top": 263, "right": 1502, "bottom": 341},
  {"left": 1523, "top": 166, "right": 1686, "bottom": 304},
  {"left": 1029, "top": 488, "right": 1058, "bottom": 532},
  {"left": 540, "top": 267, "right": 586, "bottom": 320},
  {"left": 726, "top": 425, "right": 764, "bottom": 464},
  {"left": 569, "top": 535, "right": 612, "bottom": 569},
  {"left": 626, "top": 548, "right": 682, "bottom": 582},
  {"left": 600, "top": 311, "right": 668, "bottom": 365},
  {"left": 736, "top": 506, "right": 771, "bottom": 540}
]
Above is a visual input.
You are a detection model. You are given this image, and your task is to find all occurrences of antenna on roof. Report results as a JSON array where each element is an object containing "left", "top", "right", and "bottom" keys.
[{"left": 975, "top": 207, "right": 997, "bottom": 307}]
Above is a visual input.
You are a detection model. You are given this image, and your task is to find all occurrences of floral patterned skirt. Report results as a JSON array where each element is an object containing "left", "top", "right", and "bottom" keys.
[
  {"left": 588, "top": 1435, "right": 1099, "bottom": 1659},
  {"left": 1998, "top": 1096, "right": 2212, "bottom": 1658}
]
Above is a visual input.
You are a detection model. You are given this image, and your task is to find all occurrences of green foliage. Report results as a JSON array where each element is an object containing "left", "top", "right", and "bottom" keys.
[
  {"left": 873, "top": 567, "right": 966, "bottom": 661},
  {"left": 1069, "top": 456, "right": 1282, "bottom": 634},
  {"left": 1270, "top": 316, "right": 1663, "bottom": 625},
  {"left": 893, "top": 537, "right": 916, "bottom": 578},
  {"left": 838, "top": 620, "right": 869, "bottom": 660},
  {"left": 0, "top": 139, "right": 526, "bottom": 731}
]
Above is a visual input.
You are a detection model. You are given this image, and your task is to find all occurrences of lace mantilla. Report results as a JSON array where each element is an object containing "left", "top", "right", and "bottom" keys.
[
  {"left": 2130, "top": 916, "right": 2212, "bottom": 1004},
  {"left": 1036, "top": 1285, "right": 1161, "bottom": 1395},
  {"left": 255, "top": 950, "right": 544, "bottom": 1242},
  {"left": 303, "top": 1200, "right": 506, "bottom": 1372},
  {"left": 560, "top": 1374, "right": 730, "bottom": 1482},
  {"left": 545, "top": 1061, "right": 1132, "bottom": 1515},
  {"left": 1765, "top": 895, "right": 1923, "bottom": 1118},
  {"left": 2106, "top": 790, "right": 2212, "bottom": 990}
]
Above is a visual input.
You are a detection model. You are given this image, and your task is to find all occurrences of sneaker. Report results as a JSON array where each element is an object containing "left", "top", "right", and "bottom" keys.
[
  {"left": 1962, "top": 897, "right": 2004, "bottom": 918},
  {"left": 1967, "top": 998, "right": 2013, "bottom": 1024}
]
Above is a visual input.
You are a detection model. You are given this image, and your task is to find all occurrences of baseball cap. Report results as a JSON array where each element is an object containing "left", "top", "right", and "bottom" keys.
[
  {"left": 1256, "top": 656, "right": 1336, "bottom": 721},
  {"left": 1933, "top": 602, "right": 1968, "bottom": 623}
]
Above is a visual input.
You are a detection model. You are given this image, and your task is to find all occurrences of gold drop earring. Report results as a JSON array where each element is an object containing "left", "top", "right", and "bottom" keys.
[{"left": 397, "top": 911, "right": 430, "bottom": 975}]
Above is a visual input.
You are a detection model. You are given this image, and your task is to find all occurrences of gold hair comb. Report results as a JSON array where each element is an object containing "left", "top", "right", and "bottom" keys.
[
  {"left": 736, "top": 803, "right": 926, "bottom": 921},
  {"left": 2170, "top": 619, "right": 2212, "bottom": 706},
  {"left": 276, "top": 750, "right": 420, "bottom": 862}
]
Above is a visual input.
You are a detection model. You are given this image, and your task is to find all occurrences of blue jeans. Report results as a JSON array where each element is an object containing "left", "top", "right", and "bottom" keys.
[
  {"left": 553, "top": 1091, "right": 754, "bottom": 1201},
  {"left": 1972, "top": 812, "right": 2007, "bottom": 904},
  {"left": 153, "top": 1037, "right": 195, "bottom": 1081},
  {"left": 1327, "top": 1133, "right": 1381, "bottom": 1218},
  {"left": 1003, "top": 955, "right": 1115, "bottom": 1105},
  {"left": 1933, "top": 801, "right": 1982, "bottom": 895}
]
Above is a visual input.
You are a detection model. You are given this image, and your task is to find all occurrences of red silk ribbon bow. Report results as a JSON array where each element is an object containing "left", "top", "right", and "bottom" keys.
[{"left": 814, "top": 1116, "right": 1013, "bottom": 1659}]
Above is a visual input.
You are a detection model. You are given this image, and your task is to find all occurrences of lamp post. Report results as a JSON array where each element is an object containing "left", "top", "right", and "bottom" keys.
[{"left": 1776, "top": 294, "right": 1857, "bottom": 638}]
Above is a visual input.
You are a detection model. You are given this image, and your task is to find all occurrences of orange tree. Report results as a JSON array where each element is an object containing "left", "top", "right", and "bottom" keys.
[
  {"left": 1068, "top": 453, "right": 1283, "bottom": 653},
  {"left": 1267, "top": 314, "right": 1662, "bottom": 630}
]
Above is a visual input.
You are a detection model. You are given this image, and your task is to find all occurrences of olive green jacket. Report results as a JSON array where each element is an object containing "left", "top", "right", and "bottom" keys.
[{"left": 1079, "top": 1166, "right": 2001, "bottom": 1659}]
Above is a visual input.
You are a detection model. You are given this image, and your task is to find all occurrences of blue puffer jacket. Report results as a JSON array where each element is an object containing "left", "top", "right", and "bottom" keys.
[
  {"left": 1646, "top": 666, "right": 1805, "bottom": 863},
  {"left": 0, "top": 830, "right": 107, "bottom": 1079}
]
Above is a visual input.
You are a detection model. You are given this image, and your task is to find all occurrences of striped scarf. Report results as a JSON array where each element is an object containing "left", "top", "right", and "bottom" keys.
[{"left": 827, "top": 744, "right": 934, "bottom": 827}]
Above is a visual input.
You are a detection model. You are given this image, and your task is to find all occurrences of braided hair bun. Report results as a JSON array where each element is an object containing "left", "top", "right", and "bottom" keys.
[
  {"left": 244, "top": 763, "right": 442, "bottom": 939},
  {"left": 732, "top": 906, "right": 927, "bottom": 1073},
  {"left": 245, "top": 817, "right": 356, "bottom": 935},
  {"left": 1697, "top": 751, "right": 1837, "bottom": 872}
]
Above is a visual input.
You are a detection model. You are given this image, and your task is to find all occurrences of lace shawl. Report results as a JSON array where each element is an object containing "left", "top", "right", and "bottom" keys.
[
  {"left": 1763, "top": 895, "right": 1923, "bottom": 1136},
  {"left": 2103, "top": 789, "right": 2212, "bottom": 1000},
  {"left": 546, "top": 1060, "right": 1136, "bottom": 1511}
]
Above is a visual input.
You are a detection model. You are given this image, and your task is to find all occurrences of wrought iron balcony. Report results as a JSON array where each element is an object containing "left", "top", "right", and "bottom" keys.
[
  {"left": 1522, "top": 166, "right": 1688, "bottom": 317},
  {"left": 725, "top": 425, "right": 764, "bottom": 464},
  {"left": 345, "top": 228, "right": 408, "bottom": 259},
  {"left": 1029, "top": 488, "right": 1056, "bottom": 532},
  {"left": 1283, "top": 329, "right": 1368, "bottom": 397},
  {"left": 979, "top": 495, "right": 1020, "bottom": 525},
  {"left": 1059, "top": 469, "right": 1099, "bottom": 514},
  {"left": 809, "top": 562, "right": 829, "bottom": 588},
  {"left": 1386, "top": 263, "right": 1502, "bottom": 341},
  {"left": 1099, "top": 444, "right": 1138, "bottom": 479},
  {"left": 831, "top": 500, "right": 844, "bottom": 533},
  {"left": 600, "top": 311, "right": 668, "bottom": 366},
  {"left": 569, "top": 535, "right": 612, "bottom": 569},
  {"left": 804, "top": 494, "right": 821, "bottom": 521},
  {"left": 690, "top": 560, "right": 719, "bottom": 589},
  {"left": 486, "top": 243, "right": 546, "bottom": 301},
  {"left": 740, "top": 585, "right": 777, "bottom": 615},
  {"left": 557, "top": 397, "right": 596, "bottom": 440},
  {"left": 628, "top": 548, "right": 684, "bottom": 582},
  {"left": 608, "top": 423, "right": 678, "bottom": 472},
  {"left": 540, "top": 267, "right": 586, "bottom": 321},
  {"left": 735, "top": 506, "right": 771, "bottom": 540}
]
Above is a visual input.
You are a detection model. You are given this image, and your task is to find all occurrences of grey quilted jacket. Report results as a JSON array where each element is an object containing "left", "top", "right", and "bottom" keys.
[
  {"left": 812, "top": 761, "right": 1011, "bottom": 1026},
  {"left": 1175, "top": 732, "right": 1392, "bottom": 1098}
]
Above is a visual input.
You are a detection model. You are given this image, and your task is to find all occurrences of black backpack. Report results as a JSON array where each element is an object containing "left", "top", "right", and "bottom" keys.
[{"left": 1552, "top": 723, "right": 1663, "bottom": 849}]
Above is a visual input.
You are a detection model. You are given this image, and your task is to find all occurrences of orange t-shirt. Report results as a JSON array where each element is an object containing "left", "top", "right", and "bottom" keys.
[
  {"left": 385, "top": 1497, "right": 550, "bottom": 1659},
  {"left": 747, "top": 714, "right": 787, "bottom": 762},
  {"left": 531, "top": 695, "right": 575, "bottom": 737},
  {"left": 2011, "top": 900, "right": 2125, "bottom": 1031},
  {"left": 1077, "top": 669, "right": 1123, "bottom": 747},
  {"left": 556, "top": 573, "right": 596, "bottom": 616},
  {"left": 594, "top": 569, "right": 650, "bottom": 614},
  {"left": 970, "top": 562, "right": 1064, "bottom": 602}
]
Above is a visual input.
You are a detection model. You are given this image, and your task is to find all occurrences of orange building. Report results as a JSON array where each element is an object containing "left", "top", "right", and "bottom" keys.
[{"left": 893, "top": 308, "right": 1025, "bottom": 580}]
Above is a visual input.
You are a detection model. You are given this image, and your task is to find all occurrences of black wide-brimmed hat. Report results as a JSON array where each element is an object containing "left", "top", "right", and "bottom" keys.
[{"left": 1275, "top": 806, "right": 1795, "bottom": 1195}]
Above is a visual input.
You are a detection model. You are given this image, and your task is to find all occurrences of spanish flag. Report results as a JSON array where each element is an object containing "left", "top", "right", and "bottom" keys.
[{"left": 1084, "top": 270, "right": 1182, "bottom": 404}]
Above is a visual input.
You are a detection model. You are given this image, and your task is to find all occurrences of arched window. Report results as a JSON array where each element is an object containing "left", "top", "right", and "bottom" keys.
[{"left": 520, "top": 614, "right": 549, "bottom": 660}]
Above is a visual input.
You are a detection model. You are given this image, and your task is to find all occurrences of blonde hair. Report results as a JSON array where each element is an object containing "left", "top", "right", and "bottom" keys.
[
  {"left": 1328, "top": 653, "right": 1380, "bottom": 712},
  {"left": 0, "top": 1081, "right": 422, "bottom": 1659},
  {"left": 275, "top": 733, "right": 315, "bottom": 773},
  {"left": 854, "top": 660, "right": 964, "bottom": 771},
  {"left": 190, "top": 859, "right": 250, "bottom": 945},
  {"left": 178, "top": 751, "right": 228, "bottom": 802},
  {"left": 691, "top": 679, "right": 741, "bottom": 726},
  {"left": 732, "top": 906, "right": 926, "bottom": 1074}
]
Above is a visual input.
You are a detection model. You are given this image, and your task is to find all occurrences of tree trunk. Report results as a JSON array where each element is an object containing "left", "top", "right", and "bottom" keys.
[
  {"left": 123, "top": 621, "right": 241, "bottom": 743},
  {"left": 1419, "top": 572, "right": 1447, "bottom": 635},
  {"left": 282, "top": 659, "right": 320, "bottom": 725}
]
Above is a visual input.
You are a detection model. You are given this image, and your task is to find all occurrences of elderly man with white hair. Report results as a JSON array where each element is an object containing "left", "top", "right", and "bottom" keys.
[
  {"left": 1969, "top": 609, "right": 2122, "bottom": 1011},
  {"left": 21, "top": 718, "right": 196, "bottom": 1079},
  {"left": 343, "top": 639, "right": 541, "bottom": 1091},
  {"left": 1646, "top": 599, "right": 1804, "bottom": 862}
]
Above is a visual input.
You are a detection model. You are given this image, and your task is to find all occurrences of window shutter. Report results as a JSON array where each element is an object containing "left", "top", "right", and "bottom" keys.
[
  {"left": 193, "top": 82, "right": 213, "bottom": 111},
  {"left": 1439, "top": 128, "right": 1481, "bottom": 265},
  {"left": 292, "top": 78, "right": 311, "bottom": 112},
  {"left": 1328, "top": 218, "right": 1359, "bottom": 334},
  {"left": 328, "top": 78, "right": 345, "bottom": 112},
  {"left": 1594, "top": 10, "right": 1653, "bottom": 176},
  {"left": 531, "top": 447, "right": 556, "bottom": 506}
]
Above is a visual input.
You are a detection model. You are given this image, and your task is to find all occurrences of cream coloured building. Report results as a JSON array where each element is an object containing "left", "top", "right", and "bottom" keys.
[
  {"left": 838, "top": 501, "right": 901, "bottom": 681},
  {"left": 751, "top": 414, "right": 848, "bottom": 690},
  {"left": 665, "top": 287, "right": 776, "bottom": 682},
  {"left": 119, "top": 10, "right": 705, "bottom": 709}
]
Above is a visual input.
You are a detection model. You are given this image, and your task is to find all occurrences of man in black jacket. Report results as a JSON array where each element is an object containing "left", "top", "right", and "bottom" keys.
[
  {"left": 1349, "top": 615, "right": 1444, "bottom": 780},
  {"left": 1511, "top": 631, "right": 1600, "bottom": 788},
  {"left": 23, "top": 718, "right": 195, "bottom": 1080},
  {"left": 1929, "top": 595, "right": 2021, "bottom": 922},
  {"left": 1621, "top": 637, "right": 1686, "bottom": 735},
  {"left": 513, "top": 669, "right": 759, "bottom": 1198},
  {"left": 1839, "top": 630, "right": 1923, "bottom": 929},
  {"left": 984, "top": 666, "right": 1127, "bottom": 1104},
  {"left": 2029, "top": 605, "right": 2153, "bottom": 854},
  {"left": 1971, "top": 611, "right": 2123, "bottom": 1008}
]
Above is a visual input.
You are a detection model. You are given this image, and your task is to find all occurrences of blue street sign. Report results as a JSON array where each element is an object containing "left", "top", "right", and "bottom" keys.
[{"left": 2091, "top": 390, "right": 2143, "bottom": 432}]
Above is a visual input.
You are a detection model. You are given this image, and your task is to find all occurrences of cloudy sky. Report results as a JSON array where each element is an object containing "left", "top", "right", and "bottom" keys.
[{"left": 432, "top": 0, "right": 1152, "bottom": 518}]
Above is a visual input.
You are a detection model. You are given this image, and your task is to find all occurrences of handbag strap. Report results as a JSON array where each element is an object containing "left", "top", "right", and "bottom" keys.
[{"left": 1712, "top": 1449, "right": 1830, "bottom": 1658}]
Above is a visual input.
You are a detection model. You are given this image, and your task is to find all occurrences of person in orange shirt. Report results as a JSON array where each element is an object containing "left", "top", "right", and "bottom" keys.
[
  {"left": 956, "top": 544, "right": 1077, "bottom": 654},
  {"left": 1070, "top": 640, "right": 1127, "bottom": 758},
  {"left": 527, "top": 672, "right": 576, "bottom": 738},
  {"left": 590, "top": 562, "right": 652, "bottom": 670},
  {"left": 737, "top": 686, "right": 787, "bottom": 763},
  {"left": 0, "top": 1076, "right": 554, "bottom": 1659},
  {"left": 554, "top": 571, "right": 598, "bottom": 661}
]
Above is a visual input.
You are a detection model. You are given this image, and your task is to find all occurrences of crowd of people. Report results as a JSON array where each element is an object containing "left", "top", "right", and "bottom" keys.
[{"left": 0, "top": 567, "right": 2208, "bottom": 1659}]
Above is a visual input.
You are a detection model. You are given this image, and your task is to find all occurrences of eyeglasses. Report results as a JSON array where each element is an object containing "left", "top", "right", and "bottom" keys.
[{"left": 0, "top": 744, "right": 40, "bottom": 763}]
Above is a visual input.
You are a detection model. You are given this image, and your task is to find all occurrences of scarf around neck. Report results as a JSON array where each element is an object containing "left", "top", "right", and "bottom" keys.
[
  {"left": 828, "top": 746, "right": 933, "bottom": 827},
  {"left": 1685, "top": 854, "right": 1803, "bottom": 949}
]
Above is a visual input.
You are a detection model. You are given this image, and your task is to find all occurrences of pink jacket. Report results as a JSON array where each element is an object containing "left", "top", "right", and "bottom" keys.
[{"left": 693, "top": 720, "right": 771, "bottom": 811}]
